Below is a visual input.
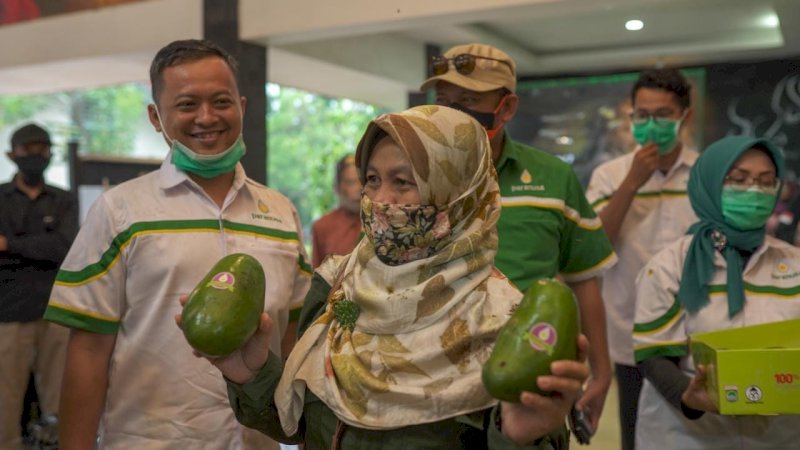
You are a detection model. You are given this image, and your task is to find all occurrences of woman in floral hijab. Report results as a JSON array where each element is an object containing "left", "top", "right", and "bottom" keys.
[{"left": 182, "top": 106, "right": 588, "bottom": 450}]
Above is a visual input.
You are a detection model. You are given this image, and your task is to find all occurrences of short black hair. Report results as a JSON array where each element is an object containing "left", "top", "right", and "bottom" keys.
[
  {"left": 335, "top": 154, "right": 356, "bottom": 186},
  {"left": 631, "top": 69, "right": 692, "bottom": 110},
  {"left": 149, "top": 39, "right": 239, "bottom": 104}
]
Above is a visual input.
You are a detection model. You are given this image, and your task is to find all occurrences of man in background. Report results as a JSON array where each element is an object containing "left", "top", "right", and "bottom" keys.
[
  {"left": 311, "top": 154, "right": 361, "bottom": 268},
  {"left": 421, "top": 43, "right": 616, "bottom": 433},
  {"left": 0, "top": 123, "right": 77, "bottom": 450},
  {"left": 586, "top": 68, "right": 697, "bottom": 450}
]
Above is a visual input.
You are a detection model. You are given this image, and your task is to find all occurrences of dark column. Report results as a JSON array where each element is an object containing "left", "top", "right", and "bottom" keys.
[
  {"left": 407, "top": 43, "right": 441, "bottom": 107},
  {"left": 203, "top": 0, "right": 268, "bottom": 184},
  {"left": 67, "top": 141, "right": 80, "bottom": 194}
]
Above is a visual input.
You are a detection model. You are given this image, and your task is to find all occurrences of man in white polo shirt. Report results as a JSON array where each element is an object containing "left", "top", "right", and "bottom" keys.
[
  {"left": 586, "top": 68, "right": 697, "bottom": 450},
  {"left": 44, "top": 39, "right": 311, "bottom": 449}
]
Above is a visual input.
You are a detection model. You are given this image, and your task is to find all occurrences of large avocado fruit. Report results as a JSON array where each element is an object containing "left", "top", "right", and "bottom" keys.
[
  {"left": 482, "top": 278, "right": 580, "bottom": 402},
  {"left": 181, "top": 253, "right": 266, "bottom": 357}
]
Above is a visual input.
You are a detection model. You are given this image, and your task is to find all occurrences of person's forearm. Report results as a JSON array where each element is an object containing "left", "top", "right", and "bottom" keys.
[
  {"left": 227, "top": 352, "right": 302, "bottom": 443},
  {"left": 597, "top": 182, "right": 638, "bottom": 245},
  {"left": 59, "top": 329, "right": 116, "bottom": 450},
  {"left": 569, "top": 278, "right": 612, "bottom": 382},
  {"left": 5, "top": 198, "right": 77, "bottom": 262},
  {"left": 637, "top": 356, "right": 702, "bottom": 419},
  {"left": 6, "top": 233, "right": 73, "bottom": 263}
]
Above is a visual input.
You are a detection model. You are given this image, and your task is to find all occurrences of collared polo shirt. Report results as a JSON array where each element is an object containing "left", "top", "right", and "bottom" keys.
[
  {"left": 44, "top": 158, "right": 311, "bottom": 450},
  {"left": 495, "top": 136, "right": 616, "bottom": 292},
  {"left": 586, "top": 147, "right": 698, "bottom": 365},
  {"left": 633, "top": 235, "right": 800, "bottom": 363}
]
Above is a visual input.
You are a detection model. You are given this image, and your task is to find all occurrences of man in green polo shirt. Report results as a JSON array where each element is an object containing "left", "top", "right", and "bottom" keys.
[{"left": 421, "top": 43, "right": 617, "bottom": 432}]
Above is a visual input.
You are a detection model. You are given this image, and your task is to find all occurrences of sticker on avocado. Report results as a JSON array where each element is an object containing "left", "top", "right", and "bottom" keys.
[
  {"left": 527, "top": 322, "right": 557, "bottom": 356},
  {"left": 207, "top": 272, "right": 236, "bottom": 292},
  {"left": 724, "top": 385, "right": 739, "bottom": 403}
]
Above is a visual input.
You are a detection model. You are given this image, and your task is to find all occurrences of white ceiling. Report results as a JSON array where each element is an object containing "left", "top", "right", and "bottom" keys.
[{"left": 0, "top": 0, "right": 798, "bottom": 110}]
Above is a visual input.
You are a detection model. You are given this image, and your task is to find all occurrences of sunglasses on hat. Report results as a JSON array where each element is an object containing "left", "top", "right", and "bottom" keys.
[{"left": 431, "top": 54, "right": 513, "bottom": 76}]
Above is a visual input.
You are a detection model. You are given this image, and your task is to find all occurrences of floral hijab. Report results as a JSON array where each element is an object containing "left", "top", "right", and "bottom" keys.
[{"left": 275, "top": 106, "right": 522, "bottom": 433}]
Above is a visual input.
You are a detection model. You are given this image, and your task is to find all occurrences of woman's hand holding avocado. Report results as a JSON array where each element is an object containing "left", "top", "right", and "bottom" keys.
[
  {"left": 176, "top": 294, "right": 274, "bottom": 384},
  {"left": 499, "top": 334, "right": 590, "bottom": 445}
]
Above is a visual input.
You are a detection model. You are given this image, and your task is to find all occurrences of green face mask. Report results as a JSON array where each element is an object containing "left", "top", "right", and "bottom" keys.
[
  {"left": 721, "top": 186, "right": 777, "bottom": 231},
  {"left": 631, "top": 118, "right": 682, "bottom": 155},
  {"left": 169, "top": 135, "right": 246, "bottom": 179},
  {"left": 154, "top": 107, "right": 246, "bottom": 179}
]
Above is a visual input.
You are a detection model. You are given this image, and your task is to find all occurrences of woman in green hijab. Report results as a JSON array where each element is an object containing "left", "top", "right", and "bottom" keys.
[{"left": 631, "top": 135, "right": 800, "bottom": 449}]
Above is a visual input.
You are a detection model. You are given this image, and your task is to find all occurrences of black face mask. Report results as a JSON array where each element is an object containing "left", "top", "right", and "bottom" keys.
[
  {"left": 15, "top": 155, "right": 50, "bottom": 185},
  {"left": 447, "top": 103, "right": 496, "bottom": 129}
]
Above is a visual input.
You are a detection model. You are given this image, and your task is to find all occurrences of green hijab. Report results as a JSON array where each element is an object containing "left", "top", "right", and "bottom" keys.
[{"left": 678, "top": 136, "right": 785, "bottom": 317}]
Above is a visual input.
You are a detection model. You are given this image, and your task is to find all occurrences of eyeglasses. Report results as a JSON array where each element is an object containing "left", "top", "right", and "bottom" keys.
[
  {"left": 724, "top": 170, "right": 782, "bottom": 194},
  {"left": 431, "top": 54, "right": 514, "bottom": 76},
  {"left": 629, "top": 109, "right": 683, "bottom": 125}
]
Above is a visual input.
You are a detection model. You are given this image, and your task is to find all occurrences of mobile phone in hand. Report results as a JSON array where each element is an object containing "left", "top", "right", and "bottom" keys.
[{"left": 568, "top": 405, "right": 593, "bottom": 445}]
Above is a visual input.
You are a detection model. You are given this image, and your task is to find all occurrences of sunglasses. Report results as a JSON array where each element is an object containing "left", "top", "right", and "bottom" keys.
[{"left": 431, "top": 54, "right": 514, "bottom": 76}]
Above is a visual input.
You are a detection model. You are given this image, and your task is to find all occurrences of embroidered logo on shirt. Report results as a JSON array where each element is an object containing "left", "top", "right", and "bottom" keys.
[
  {"left": 511, "top": 169, "right": 545, "bottom": 192},
  {"left": 251, "top": 199, "right": 283, "bottom": 223},
  {"left": 521, "top": 169, "right": 532, "bottom": 184},
  {"left": 772, "top": 260, "right": 800, "bottom": 280}
]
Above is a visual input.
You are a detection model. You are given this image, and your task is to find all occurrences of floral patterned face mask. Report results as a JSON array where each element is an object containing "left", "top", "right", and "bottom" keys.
[{"left": 360, "top": 195, "right": 452, "bottom": 266}]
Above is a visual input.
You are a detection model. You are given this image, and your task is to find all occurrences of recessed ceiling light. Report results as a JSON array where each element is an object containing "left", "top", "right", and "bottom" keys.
[
  {"left": 625, "top": 19, "right": 644, "bottom": 31},
  {"left": 762, "top": 13, "right": 779, "bottom": 28}
]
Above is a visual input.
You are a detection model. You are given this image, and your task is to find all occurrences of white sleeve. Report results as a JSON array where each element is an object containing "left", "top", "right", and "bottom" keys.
[
  {"left": 632, "top": 241, "right": 689, "bottom": 363},
  {"left": 47, "top": 194, "right": 125, "bottom": 333},
  {"left": 585, "top": 162, "right": 617, "bottom": 213}
]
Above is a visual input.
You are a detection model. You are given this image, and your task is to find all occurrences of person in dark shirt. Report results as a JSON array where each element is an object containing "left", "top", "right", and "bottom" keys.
[{"left": 0, "top": 123, "right": 77, "bottom": 450}]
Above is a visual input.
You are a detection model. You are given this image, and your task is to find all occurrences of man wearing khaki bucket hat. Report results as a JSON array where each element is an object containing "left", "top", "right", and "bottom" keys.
[{"left": 421, "top": 43, "right": 617, "bottom": 436}]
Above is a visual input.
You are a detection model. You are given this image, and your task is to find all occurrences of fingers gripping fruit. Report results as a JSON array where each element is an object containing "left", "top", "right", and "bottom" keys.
[
  {"left": 181, "top": 253, "right": 266, "bottom": 357},
  {"left": 482, "top": 278, "right": 581, "bottom": 402}
]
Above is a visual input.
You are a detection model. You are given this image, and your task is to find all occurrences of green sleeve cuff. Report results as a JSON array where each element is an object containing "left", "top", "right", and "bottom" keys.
[
  {"left": 487, "top": 404, "right": 562, "bottom": 450},
  {"left": 43, "top": 304, "right": 119, "bottom": 334},
  {"left": 226, "top": 352, "right": 302, "bottom": 444}
]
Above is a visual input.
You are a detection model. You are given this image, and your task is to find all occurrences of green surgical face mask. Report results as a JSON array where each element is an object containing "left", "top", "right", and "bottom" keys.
[
  {"left": 155, "top": 108, "right": 246, "bottom": 178},
  {"left": 631, "top": 118, "right": 682, "bottom": 155},
  {"left": 721, "top": 186, "right": 777, "bottom": 231},
  {"left": 169, "top": 136, "right": 246, "bottom": 179}
]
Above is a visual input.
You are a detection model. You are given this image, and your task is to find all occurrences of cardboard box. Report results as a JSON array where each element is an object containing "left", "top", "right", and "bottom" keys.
[{"left": 689, "top": 318, "right": 800, "bottom": 415}]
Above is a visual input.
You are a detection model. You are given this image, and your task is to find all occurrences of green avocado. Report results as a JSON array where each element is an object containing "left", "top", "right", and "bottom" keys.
[
  {"left": 181, "top": 253, "right": 266, "bottom": 357},
  {"left": 482, "top": 278, "right": 580, "bottom": 402}
]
